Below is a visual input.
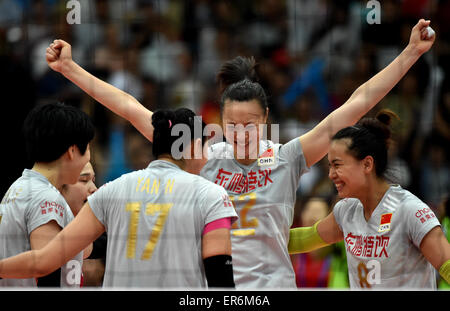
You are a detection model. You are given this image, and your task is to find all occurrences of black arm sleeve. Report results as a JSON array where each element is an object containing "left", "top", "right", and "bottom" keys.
[
  {"left": 203, "top": 255, "right": 235, "bottom": 288},
  {"left": 88, "top": 232, "right": 108, "bottom": 263},
  {"left": 37, "top": 268, "right": 61, "bottom": 287}
]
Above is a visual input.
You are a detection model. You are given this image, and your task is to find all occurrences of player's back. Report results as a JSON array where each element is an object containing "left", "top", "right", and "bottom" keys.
[{"left": 88, "top": 160, "right": 235, "bottom": 288}]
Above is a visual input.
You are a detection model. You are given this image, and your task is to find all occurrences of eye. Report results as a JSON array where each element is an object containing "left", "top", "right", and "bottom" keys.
[
  {"left": 225, "top": 123, "right": 236, "bottom": 130},
  {"left": 329, "top": 162, "right": 341, "bottom": 169}
]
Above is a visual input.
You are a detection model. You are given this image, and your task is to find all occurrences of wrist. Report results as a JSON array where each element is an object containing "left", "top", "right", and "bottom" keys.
[
  {"left": 404, "top": 44, "right": 423, "bottom": 60},
  {"left": 61, "top": 59, "right": 77, "bottom": 77}
]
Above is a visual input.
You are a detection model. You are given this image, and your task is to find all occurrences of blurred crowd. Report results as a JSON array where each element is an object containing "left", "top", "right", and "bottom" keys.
[{"left": 0, "top": 0, "right": 449, "bottom": 288}]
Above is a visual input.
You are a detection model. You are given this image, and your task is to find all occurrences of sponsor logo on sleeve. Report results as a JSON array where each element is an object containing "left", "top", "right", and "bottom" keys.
[
  {"left": 415, "top": 207, "right": 436, "bottom": 224},
  {"left": 222, "top": 194, "right": 233, "bottom": 208},
  {"left": 39, "top": 200, "right": 64, "bottom": 218}
]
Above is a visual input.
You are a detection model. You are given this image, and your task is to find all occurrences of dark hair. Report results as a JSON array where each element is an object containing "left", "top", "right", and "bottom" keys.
[
  {"left": 23, "top": 103, "right": 95, "bottom": 163},
  {"left": 445, "top": 197, "right": 450, "bottom": 218},
  {"left": 331, "top": 109, "right": 399, "bottom": 178},
  {"left": 217, "top": 56, "right": 268, "bottom": 114},
  {"left": 151, "top": 108, "right": 207, "bottom": 159}
]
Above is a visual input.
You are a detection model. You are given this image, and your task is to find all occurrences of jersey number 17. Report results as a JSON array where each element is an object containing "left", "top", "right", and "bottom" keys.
[{"left": 125, "top": 202, "right": 173, "bottom": 260}]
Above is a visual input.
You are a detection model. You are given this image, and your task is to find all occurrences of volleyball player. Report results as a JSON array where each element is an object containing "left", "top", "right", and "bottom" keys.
[
  {"left": 44, "top": 19, "right": 435, "bottom": 288},
  {"left": 0, "top": 102, "right": 94, "bottom": 287},
  {"left": 288, "top": 110, "right": 450, "bottom": 288},
  {"left": 0, "top": 108, "right": 238, "bottom": 288},
  {"left": 61, "top": 162, "right": 97, "bottom": 217},
  {"left": 61, "top": 162, "right": 106, "bottom": 286}
]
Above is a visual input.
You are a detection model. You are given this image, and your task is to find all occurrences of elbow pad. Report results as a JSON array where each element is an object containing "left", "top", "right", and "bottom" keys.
[
  {"left": 288, "top": 221, "right": 329, "bottom": 254},
  {"left": 439, "top": 259, "right": 450, "bottom": 284},
  {"left": 203, "top": 254, "right": 235, "bottom": 288}
]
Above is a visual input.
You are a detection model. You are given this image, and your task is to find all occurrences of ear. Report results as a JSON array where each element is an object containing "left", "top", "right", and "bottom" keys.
[
  {"left": 66, "top": 145, "right": 76, "bottom": 161},
  {"left": 263, "top": 107, "right": 269, "bottom": 123},
  {"left": 362, "top": 155, "right": 375, "bottom": 174},
  {"left": 192, "top": 138, "right": 203, "bottom": 160}
]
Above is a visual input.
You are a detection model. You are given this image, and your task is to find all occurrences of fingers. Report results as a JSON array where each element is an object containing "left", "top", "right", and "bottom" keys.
[
  {"left": 420, "top": 27, "right": 428, "bottom": 40},
  {"left": 46, "top": 50, "right": 57, "bottom": 62},
  {"left": 46, "top": 46, "right": 58, "bottom": 59},
  {"left": 46, "top": 43, "right": 61, "bottom": 64},
  {"left": 48, "top": 43, "right": 60, "bottom": 55},
  {"left": 46, "top": 38, "right": 67, "bottom": 61},
  {"left": 419, "top": 26, "right": 435, "bottom": 40},
  {"left": 415, "top": 19, "right": 431, "bottom": 31},
  {"left": 53, "top": 39, "right": 70, "bottom": 50}
]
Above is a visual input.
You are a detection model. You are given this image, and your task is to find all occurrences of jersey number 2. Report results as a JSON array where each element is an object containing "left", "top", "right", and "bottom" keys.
[
  {"left": 229, "top": 192, "right": 258, "bottom": 236},
  {"left": 125, "top": 202, "right": 173, "bottom": 260}
]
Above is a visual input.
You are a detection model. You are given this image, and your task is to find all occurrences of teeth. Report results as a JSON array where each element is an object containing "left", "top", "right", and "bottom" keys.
[{"left": 334, "top": 182, "right": 344, "bottom": 189}]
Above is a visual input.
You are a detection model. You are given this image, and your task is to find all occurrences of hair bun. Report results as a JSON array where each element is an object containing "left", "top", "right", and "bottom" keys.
[
  {"left": 151, "top": 108, "right": 208, "bottom": 159},
  {"left": 357, "top": 109, "right": 399, "bottom": 143},
  {"left": 375, "top": 109, "right": 399, "bottom": 127},
  {"left": 152, "top": 110, "right": 176, "bottom": 133},
  {"left": 217, "top": 56, "right": 259, "bottom": 94}
]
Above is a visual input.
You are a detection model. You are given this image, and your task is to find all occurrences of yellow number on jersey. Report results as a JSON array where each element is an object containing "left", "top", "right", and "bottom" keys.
[
  {"left": 141, "top": 203, "right": 173, "bottom": 260},
  {"left": 125, "top": 202, "right": 141, "bottom": 259},
  {"left": 125, "top": 202, "right": 173, "bottom": 260},
  {"left": 229, "top": 192, "right": 258, "bottom": 236}
]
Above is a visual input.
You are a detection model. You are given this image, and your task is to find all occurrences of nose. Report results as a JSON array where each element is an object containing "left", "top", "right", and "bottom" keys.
[
  {"left": 89, "top": 181, "right": 97, "bottom": 194},
  {"left": 328, "top": 166, "right": 336, "bottom": 180}
]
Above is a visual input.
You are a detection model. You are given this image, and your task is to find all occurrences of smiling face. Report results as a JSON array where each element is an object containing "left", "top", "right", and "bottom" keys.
[
  {"left": 62, "top": 162, "right": 97, "bottom": 216},
  {"left": 221, "top": 99, "right": 268, "bottom": 163},
  {"left": 327, "top": 139, "right": 370, "bottom": 198}
]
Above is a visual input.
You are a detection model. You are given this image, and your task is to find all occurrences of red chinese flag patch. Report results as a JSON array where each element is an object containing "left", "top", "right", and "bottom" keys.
[
  {"left": 380, "top": 213, "right": 393, "bottom": 225},
  {"left": 378, "top": 213, "right": 393, "bottom": 232},
  {"left": 258, "top": 148, "right": 274, "bottom": 166},
  {"left": 260, "top": 148, "right": 273, "bottom": 158}
]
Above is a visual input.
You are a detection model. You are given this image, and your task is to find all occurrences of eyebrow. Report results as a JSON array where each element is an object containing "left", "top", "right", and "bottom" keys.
[
  {"left": 80, "top": 173, "right": 95, "bottom": 177},
  {"left": 330, "top": 159, "right": 343, "bottom": 164},
  {"left": 225, "top": 121, "right": 258, "bottom": 126}
]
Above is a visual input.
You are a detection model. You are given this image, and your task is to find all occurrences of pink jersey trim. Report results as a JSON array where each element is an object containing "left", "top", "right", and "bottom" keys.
[{"left": 202, "top": 217, "right": 232, "bottom": 236}]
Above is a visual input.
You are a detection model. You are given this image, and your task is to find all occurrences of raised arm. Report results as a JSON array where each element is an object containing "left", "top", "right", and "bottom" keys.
[
  {"left": 299, "top": 19, "right": 435, "bottom": 167},
  {"left": 0, "top": 204, "right": 104, "bottom": 279},
  {"left": 46, "top": 39, "right": 154, "bottom": 142}
]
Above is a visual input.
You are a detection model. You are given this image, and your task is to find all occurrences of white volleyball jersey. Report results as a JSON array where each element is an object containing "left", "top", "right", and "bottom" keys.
[
  {"left": 0, "top": 169, "right": 83, "bottom": 287},
  {"left": 333, "top": 185, "right": 440, "bottom": 289},
  {"left": 88, "top": 160, "right": 237, "bottom": 288},
  {"left": 200, "top": 139, "right": 309, "bottom": 288}
]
